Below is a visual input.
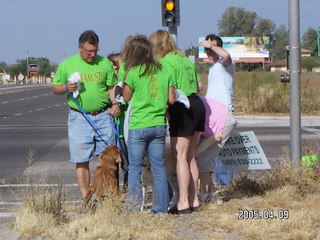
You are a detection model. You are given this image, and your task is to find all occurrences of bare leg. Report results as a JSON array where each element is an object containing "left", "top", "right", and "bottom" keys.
[
  {"left": 76, "top": 162, "right": 90, "bottom": 197},
  {"left": 171, "top": 136, "right": 191, "bottom": 210},
  {"left": 199, "top": 172, "right": 215, "bottom": 194},
  {"left": 188, "top": 131, "right": 201, "bottom": 208}
]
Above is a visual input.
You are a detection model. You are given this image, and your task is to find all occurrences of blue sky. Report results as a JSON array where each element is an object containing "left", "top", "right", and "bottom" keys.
[{"left": 1, "top": 0, "right": 319, "bottom": 65}]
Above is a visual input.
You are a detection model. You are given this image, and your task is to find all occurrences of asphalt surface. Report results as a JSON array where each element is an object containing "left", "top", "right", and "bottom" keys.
[{"left": 1, "top": 85, "right": 319, "bottom": 239}]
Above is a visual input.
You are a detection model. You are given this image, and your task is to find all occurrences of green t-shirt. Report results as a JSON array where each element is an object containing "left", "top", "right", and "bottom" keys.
[
  {"left": 160, "top": 53, "right": 198, "bottom": 96},
  {"left": 115, "top": 66, "right": 127, "bottom": 138},
  {"left": 53, "top": 54, "right": 118, "bottom": 112},
  {"left": 124, "top": 65, "right": 174, "bottom": 130}
]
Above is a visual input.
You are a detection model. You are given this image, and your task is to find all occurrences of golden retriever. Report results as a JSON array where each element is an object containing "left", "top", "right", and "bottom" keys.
[{"left": 81, "top": 145, "right": 122, "bottom": 211}]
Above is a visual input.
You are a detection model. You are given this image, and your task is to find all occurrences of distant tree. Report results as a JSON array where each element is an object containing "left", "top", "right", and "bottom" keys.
[
  {"left": 0, "top": 61, "right": 8, "bottom": 73},
  {"left": 253, "top": 18, "right": 276, "bottom": 36},
  {"left": 218, "top": 7, "right": 257, "bottom": 36},
  {"left": 272, "top": 25, "right": 289, "bottom": 60},
  {"left": 6, "top": 57, "right": 56, "bottom": 77},
  {"left": 9, "top": 59, "right": 28, "bottom": 76},
  {"left": 36, "top": 57, "right": 56, "bottom": 76},
  {"left": 184, "top": 45, "right": 198, "bottom": 59},
  {"left": 301, "top": 27, "right": 318, "bottom": 56},
  {"left": 301, "top": 57, "right": 318, "bottom": 71}
]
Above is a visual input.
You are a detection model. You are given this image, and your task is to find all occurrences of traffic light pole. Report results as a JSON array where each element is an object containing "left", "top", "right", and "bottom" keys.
[
  {"left": 288, "top": 0, "right": 301, "bottom": 170},
  {"left": 169, "top": 26, "right": 178, "bottom": 45}
]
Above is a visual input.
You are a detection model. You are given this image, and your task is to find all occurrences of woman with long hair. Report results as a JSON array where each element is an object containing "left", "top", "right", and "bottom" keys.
[
  {"left": 149, "top": 30, "right": 205, "bottom": 214},
  {"left": 121, "top": 35, "right": 175, "bottom": 213}
]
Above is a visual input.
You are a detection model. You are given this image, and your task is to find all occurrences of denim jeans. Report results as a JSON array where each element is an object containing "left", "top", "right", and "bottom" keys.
[
  {"left": 127, "top": 125, "right": 169, "bottom": 213},
  {"left": 214, "top": 156, "right": 233, "bottom": 187},
  {"left": 68, "top": 110, "right": 116, "bottom": 163}
]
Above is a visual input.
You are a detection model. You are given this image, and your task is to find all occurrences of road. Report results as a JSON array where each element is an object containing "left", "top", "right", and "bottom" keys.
[{"left": 0, "top": 85, "right": 319, "bottom": 203}]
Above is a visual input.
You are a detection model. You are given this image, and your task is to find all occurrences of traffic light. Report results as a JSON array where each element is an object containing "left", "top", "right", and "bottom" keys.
[{"left": 161, "top": 0, "right": 180, "bottom": 27}]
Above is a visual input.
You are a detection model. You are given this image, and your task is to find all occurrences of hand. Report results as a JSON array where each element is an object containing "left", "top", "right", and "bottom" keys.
[
  {"left": 199, "top": 40, "right": 213, "bottom": 49},
  {"left": 109, "top": 104, "right": 121, "bottom": 117},
  {"left": 66, "top": 82, "right": 78, "bottom": 92}
]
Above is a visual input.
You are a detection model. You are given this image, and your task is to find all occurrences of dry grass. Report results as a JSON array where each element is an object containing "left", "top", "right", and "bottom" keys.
[
  {"left": 13, "top": 154, "right": 320, "bottom": 240},
  {"left": 11, "top": 72, "right": 320, "bottom": 239},
  {"left": 15, "top": 195, "right": 176, "bottom": 240},
  {"left": 199, "top": 71, "right": 320, "bottom": 115},
  {"left": 186, "top": 159, "right": 320, "bottom": 240}
]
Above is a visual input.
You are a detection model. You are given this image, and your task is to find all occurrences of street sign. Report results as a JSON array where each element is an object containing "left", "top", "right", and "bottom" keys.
[
  {"left": 318, "top": 37, "right": 320, "bottom": 56},
  {"left": 218, "top": 131, "right": 271, "bottom": 171}
]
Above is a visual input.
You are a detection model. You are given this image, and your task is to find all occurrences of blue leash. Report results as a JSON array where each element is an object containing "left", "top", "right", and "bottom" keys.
[{"left": 71, "top": 94, "right": 118, "bottom": 146}]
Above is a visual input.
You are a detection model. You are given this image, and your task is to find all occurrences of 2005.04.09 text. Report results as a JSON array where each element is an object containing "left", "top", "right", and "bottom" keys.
[{"left": 238, "top": 209, "right": 289, "bottom": 219}]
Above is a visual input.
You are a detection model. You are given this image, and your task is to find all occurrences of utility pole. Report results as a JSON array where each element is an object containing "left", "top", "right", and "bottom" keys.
[
  {"left": 26, "top": 51, "right": 29, "bottom": 81},
  {"left": 288, "top": 0, "right": 301, "bottom": 169}
]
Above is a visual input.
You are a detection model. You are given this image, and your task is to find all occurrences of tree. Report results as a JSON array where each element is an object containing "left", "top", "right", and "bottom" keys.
[
  {"left": 9, "top": 59, "right": 27, "bottom": 76},
  {"left": 218, "top": 7, "right": 257, "bottom": 36},
  {"left": 253, "top": 18, "right": 276, "bottom": 36},
  {"left": 272, "top": 25, "right": 289, "bottom": 60},
  {"left": 301, "top": 27, "right": 318, "bottom": 56},
  {"left": 36, "top": 57, "right": 56, "bottom": 76},
  {"left": 3, "top": 57, "right": 57, "bottom": 77},
  {"left": 0, "top": 61, "right": 8, "bottom": 73}
]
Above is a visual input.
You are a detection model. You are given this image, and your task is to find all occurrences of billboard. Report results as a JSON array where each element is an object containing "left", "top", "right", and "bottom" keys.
[{"left": 199, "top": 36, "right": 270, "bottom": 60}]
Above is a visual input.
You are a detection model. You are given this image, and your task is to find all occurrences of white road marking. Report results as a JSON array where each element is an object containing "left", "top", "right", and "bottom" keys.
[
  {"left": 0, "top": 212, "right": 15, "bottom": 218},
  {"left": 0, "top": 183, "right": 78, "bottom": 188},
  {"left": 302, "top": 126, "right": 320, "bottom": 135}
]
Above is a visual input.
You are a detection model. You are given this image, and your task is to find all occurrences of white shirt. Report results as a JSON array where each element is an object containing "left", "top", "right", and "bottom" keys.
[{"left": 205, "top": 59, "right": 235, "bottom": 111}]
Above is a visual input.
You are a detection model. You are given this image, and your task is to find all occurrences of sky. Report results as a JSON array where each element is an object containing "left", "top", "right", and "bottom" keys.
[{"left": 1, "top": 0, "right": 319, "bottom": 65}]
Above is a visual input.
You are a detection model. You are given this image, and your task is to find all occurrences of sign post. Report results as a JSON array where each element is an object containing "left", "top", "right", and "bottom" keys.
[{"left": 318, "top": 26, "right": 320, "bottom": 56}]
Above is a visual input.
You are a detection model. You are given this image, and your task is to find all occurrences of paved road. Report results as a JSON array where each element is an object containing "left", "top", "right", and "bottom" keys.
[
  {"left": 0, "top": 85, "right": 319, "bottom": 201},
  {"left": 0, "top": 85, "right": 319, "bottom": 239}
]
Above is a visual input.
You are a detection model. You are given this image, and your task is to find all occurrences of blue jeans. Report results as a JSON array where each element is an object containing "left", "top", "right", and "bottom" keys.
[
  {"left": 68, "top": 110, "right": 116, "bottom": 163},
  {"left": 127, "top": 126, "right": 169, "bottom": 213},
  {"left": 215, "top": 156, "right": 233, "bottom": 187}
]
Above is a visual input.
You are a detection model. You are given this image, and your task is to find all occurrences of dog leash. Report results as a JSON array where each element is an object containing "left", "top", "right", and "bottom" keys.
[
  {"left": 71, "top": 94, "right": 116, "bottom": 146},
  {"left": 113, "top": 117, "right": 127, "bottom": 154}
]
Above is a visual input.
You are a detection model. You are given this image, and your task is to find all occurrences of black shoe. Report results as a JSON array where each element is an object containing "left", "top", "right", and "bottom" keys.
[
  {"left": 190, "top": 206, "right": 200, "bottom": 212},
  {"left": 168, "top": 205, "right": 192, "bottom": 215}
]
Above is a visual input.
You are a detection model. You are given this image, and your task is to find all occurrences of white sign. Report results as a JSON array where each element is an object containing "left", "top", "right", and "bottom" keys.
[{"left": 218, "top": 131, "right": 271, "bottom": 170}]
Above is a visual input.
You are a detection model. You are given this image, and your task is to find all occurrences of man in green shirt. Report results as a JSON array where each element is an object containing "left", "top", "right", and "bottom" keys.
[{"left": 52, "top": 30, "right": 120, "bottom": 198}]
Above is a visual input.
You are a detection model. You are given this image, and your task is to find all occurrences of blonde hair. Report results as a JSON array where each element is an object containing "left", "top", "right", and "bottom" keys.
[
  {"left": 108, "top": 53, "right": 122, "bottom": 68},
  {"left": 148, "top": 30, "right": 184, "bottom": 60},
  {"left": 121, "top": 35, "right": 161, "bottom": 80}
]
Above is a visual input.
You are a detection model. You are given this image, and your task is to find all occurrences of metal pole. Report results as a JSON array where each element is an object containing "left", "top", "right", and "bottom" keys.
[
  {"left": 169, "top": 26, "right": 178, "bottom": 45},
  {"left": 26, "top": 51, "right": 29, "bottom": 81},
  {"left": 288, "top": 0, "right": 301, "bottom": 169}
]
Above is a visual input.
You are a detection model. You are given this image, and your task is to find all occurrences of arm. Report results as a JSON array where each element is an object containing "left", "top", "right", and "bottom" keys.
[
  {"left": 122, "top": 83, "right": 133, "bottom": 102},
  {"left": 52, "top": 82, "right": 78, "bottom": 95},
  {"left": 197, "top": 81, "right": 203, "bottom": 93},
  {"left": 168, "top": 86, "right": 176, "bottom": 105},
  {"left": 108, "top": 85, "right": 121, "bottom": 117},
  {"left": 200, "top": 40, "right": 232, "bottom": 67}
]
